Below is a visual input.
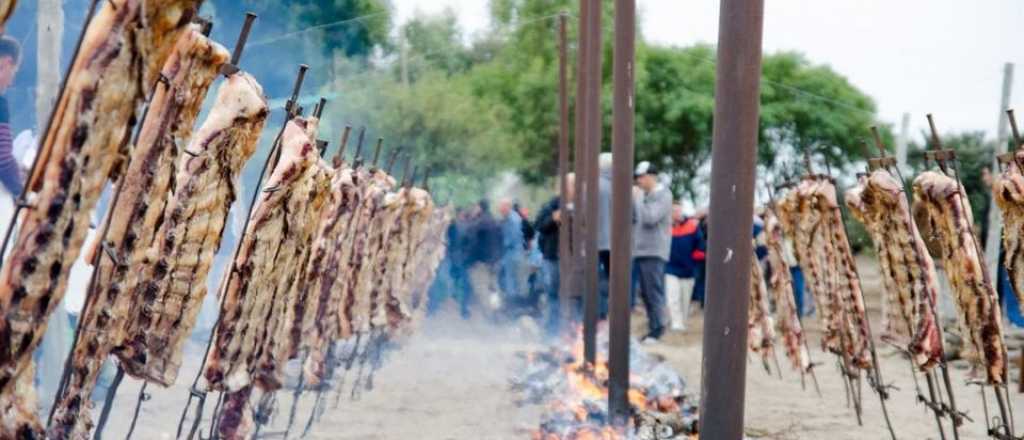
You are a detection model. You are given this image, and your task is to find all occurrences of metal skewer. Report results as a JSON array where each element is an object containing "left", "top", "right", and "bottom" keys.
[{"left": 333, "top": 125, "right": 352, "bottom": 168}]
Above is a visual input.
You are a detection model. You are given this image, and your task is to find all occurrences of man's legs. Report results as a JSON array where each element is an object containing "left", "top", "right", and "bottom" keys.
[
  {"left": 598, "top": 250, "right": 610, "bottom": 320},
  {"left": 636, "top": 257, "right": 668, "bottom": 339},
  {"left": 542, "top": 259, "right": 561, "bottom": 335},
  {"left": 790, "top": 266, "right": 806, "bottom": 317},
  {"left": 665, "top": 273, "right": 684, "bottom": 331}
]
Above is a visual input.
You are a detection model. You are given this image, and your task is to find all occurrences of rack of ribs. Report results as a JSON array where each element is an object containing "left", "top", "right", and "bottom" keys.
[
  {"left": 204, "top": 116, "right": 320, "bottom": 393},
  {"left": 748, "top": 254, "right": 776, "bottom": 365},
  {"left": 913, "top": 170, "right": 1006, "bottom": 384},
  {"left": 0, "top": 0, "right": 200, "bottom": 405},
  {"left": 385, "top": 188, "right": 436, "bottom": 330},
  {"left": 342, "top": 170, "right": 397, "bottom": 337},
  {"left": 846, "top": 170, "right": 944, "bottom": 369},
  {"left": 776, "top": 180, "right": 843, "bottom": 353},
  {"left": 117, "top": 72, "right": 268, "bottom": 386},
  {"left": 281, "top": 158, "right": 335, "bottom": 362},
  {"left": 48, "top": 27, "right": 229, "bottom": 439},
  {"left": 762, "top": 208, "right": 811, "bottom": 372},
  {"left": 777, "top": 178, "right": 871, "bottom": 369},
  {"left": 402, "top": 207, "right": 452, "bottom": 334},
  {"left": 993, "top": 154, "right": 1024, "bottom": 317}
]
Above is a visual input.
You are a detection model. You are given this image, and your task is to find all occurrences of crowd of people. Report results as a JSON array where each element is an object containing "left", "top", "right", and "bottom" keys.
[{"left": 429, "top": 154, "right": 716, "bottom": 344}]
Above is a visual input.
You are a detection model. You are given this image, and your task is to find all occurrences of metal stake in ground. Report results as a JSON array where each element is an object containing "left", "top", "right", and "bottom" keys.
[
  {"left": 333, "top": 125, "right": 352, "bottom": 167},
  {"left": 607, "top": 0, "right": 635, "bottom": 428},
  {"left": 176, "top": 63, "right": 309, "bottom": 440},
  {"left": 699, "top": 1, "right": 764, "bottom": 439}
]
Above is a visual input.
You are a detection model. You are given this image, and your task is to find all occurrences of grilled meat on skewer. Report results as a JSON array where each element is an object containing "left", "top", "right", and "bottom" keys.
[
  {"left": 49, "top": 27, "right": 229, "bottom": 439},
  {"left": 913, "top": 171, "right": 1006, "bottom": 383},
  {"left": 117, "top": 72, "right": 268, "bottom": 386}
]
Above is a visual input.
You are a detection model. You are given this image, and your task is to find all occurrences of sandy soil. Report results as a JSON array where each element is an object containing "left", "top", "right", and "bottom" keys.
[{"left": 69, "top": 255, "right": 1024, "bottom": 439}]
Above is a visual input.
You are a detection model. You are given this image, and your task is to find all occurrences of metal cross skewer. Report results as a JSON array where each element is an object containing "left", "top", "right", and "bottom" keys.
[
  {"left": 927, "top": 115, "right": 1015, "bottom": 440},
  {"left": 385, "top": 147, "right": 403, "bottom": 174},
  {"left": 372, "top": 137, "right": 384, "bottom": 169},
  {"left": 352, "top": 127, "right": 367, "bottom": 169},
  {"left": 176, "top": 63, "right": 308, "bottom": 440}
]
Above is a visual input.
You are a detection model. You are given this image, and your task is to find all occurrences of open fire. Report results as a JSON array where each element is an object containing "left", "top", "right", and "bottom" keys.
[{"left": 512, "top": 327, "right": 698, "bottom": 440}]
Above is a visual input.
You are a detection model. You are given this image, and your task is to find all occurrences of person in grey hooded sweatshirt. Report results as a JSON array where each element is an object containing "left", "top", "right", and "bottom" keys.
[
  {"left": 632, "top": 161, "right": 673, "bottom": 342},
  {"left": 597, "top": 152, "right": 613, "bottom": 318}
]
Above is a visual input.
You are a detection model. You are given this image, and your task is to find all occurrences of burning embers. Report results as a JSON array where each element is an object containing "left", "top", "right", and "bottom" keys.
[{"left": 512, "top": 329, "right": 698, "bottom": 440}]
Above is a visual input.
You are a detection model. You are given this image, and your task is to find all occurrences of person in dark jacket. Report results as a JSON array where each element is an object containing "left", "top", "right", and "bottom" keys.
[
  {"left": 467, "top": 200, "right": 503, "bottom": 315},
  {"left": 535, "top": 173, "right": 575, "bottom": 333},
  {"left": 665, "top": 205, "right": 699, "bottom": 331}
]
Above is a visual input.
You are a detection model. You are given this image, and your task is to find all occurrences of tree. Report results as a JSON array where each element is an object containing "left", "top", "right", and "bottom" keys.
[{"left": 321, "top": 69, "right": 519, "bottom": 206}]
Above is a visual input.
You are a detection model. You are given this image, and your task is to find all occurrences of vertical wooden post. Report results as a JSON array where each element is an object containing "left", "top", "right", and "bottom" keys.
[
  {"left": 557, "top": 13, "right": 573, "bottom": 324},
  {"left": 607, "top": 0, "right": 635, "bottom": 427},
  {"left": 699, "top": 1, "right": 765, "bottom": 439},
  {"left": 581, "top": 0, "right": 603, "bottom": 366},
  {"left": 571, "top": 0, "right": 589, "bottom": 336}
]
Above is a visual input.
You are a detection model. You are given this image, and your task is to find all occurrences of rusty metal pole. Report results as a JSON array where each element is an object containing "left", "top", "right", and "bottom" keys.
[
  {"left": 699, "top": 1, "right": 765, "bottom": 439},
  {"left": 581, "top": 0, "right": 603, "bottom": 366},
  {"left": 571, "top": 0, "right": 590, "bottom": 334},
  {"left": 607, "top": 0, "right": 635, "bottom": 427},
  {"left": 557, "top": 13, "right": 573, "bottom": 326}
]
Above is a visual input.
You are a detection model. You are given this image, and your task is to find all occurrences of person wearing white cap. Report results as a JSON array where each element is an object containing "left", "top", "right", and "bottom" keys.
[{"left": 632, "top": 161, "right": 673, "bottom": 343}]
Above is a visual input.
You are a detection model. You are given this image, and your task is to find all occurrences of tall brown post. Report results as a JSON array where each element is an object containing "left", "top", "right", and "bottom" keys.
[
  {"left": 581, "top": 0, "right": 603, "bottom": 366},
  {"left": 699, "top": 1, "right": 765, "bottom": 439},
  {"left": 557, "top": 13, "right": 573, "bottom": 323},
  {"left": 571, "top": 0, "right": 589, "bottom": 338},
  {"left": 607, "top": 0, "right": 635, "bottom": 427}
]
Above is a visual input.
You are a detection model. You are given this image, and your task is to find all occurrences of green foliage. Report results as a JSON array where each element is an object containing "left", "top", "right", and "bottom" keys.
[{"left": 323, "top": 68, "right": 518, "bottom": 206}]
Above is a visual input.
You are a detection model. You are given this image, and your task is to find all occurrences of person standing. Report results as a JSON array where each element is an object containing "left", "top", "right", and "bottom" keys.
[
  {"left": 665, "top": 205, "right": 699, "bottom": 332},
  {"left": 467, "top": 200, "right": 503, "bottom": 315},
  {"left": 596, "top": 153, "right": 613, "bottom": 319},
  {"left": 535, "top": 173, "right": 575, "bottom": 334},
  {"left": 632, "top": 161, "right": 673, "bottom": 343},
  {"left": 497, "top": 198, "right": 525, "bottom": 301},
  {"left": 0, "top": 36, "right": 23, "bottom": 197}
]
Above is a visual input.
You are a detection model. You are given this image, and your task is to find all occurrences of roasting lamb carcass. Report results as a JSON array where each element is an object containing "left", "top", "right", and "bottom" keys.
[
  {"left": 117, "top": 72, "right": 268, "bottom": 386},
  {"left": 762, "top": 208, "right": 812, "bottom": 372},
  {"left": 0, "top": 0, "right": 200, "bottom": 402},
  {"left": 777, "top": 179, "right": 871, "bottom": 369},
  {"left": 204, "top": 116, "right": 321, "bottom": 393},
  {"left": 846, "top": 170, "right": 944, "bottom": 369},
  {"left": 339, "top": 170, "right": 396, "bottom": 337},
  {"left": 386, "top": 188, "right": 436, "bottom": 330},
  {"left": 48, "top": 27, "right": 229, "bottom": 439},
  {"left": 913, "top": 171, "right": 1006, "bottom": 383},
  {"left": 993, "top": 156, "right": 1024, "bottom": 316}
]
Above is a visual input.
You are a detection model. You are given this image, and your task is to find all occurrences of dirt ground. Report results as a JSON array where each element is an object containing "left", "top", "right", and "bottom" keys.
[{"left": 63, "top": 255, "right": 1024, "bottom": 439}]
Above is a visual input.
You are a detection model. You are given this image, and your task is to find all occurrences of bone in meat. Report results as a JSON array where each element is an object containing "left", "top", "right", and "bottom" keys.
[
  {"left": 993, "top": 156, "right": 1024, "bottom": 317},
  {"left": 205, "top": 117, "right": 319, "bottom": 393},
  {"left": 48, "top": 28, "right": 228, "bottom": 439},
  {"left": 846, "top": 170, "right": 943, "bottom": 369},
  {"left": 913, "top": 170, "right": 1006, "bottom": 383},
  {"left": 0, "top": 0, "right": 199, "bottom": 401},
  {"left": 117, "top": 72, "right": 268, "bottom": 387}
]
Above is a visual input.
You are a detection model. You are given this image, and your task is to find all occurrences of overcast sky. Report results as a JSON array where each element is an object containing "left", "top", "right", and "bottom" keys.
[{"left": 393, "top": 0, "right": 1024, "bottom": 142}]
